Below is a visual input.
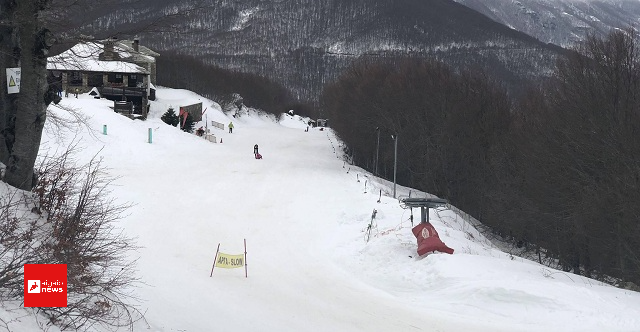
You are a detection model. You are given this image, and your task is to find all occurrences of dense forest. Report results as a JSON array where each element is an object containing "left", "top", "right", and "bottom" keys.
[
  {"left": 322, "top": 29, "right": 640, "bottom": 287},
  {"left": 157, "top": 52, "right": 311, "bottom": 117},
  {"left": 75, "top": 0, "right": 563, "bottom": 103}
]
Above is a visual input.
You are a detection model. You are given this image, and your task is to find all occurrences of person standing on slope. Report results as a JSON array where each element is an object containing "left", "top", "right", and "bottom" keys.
[
  {"left": 228, "top": 121, "right": 234, "bottom": 133},
  {"left": 254, "top": 144, "right": 262, "bottom": 159}
]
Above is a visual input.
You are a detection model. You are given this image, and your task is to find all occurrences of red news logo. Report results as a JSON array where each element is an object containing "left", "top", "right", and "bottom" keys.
[{"left": 24, "top": 264, "right": 67, "bottom": 307}]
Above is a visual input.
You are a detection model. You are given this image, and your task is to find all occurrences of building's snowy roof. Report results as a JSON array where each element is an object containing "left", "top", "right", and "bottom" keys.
[
  {"left": 47, "top": 42, "right": 150, "bottom": 74},
  {"left": 118, "top": 40, "right": 159, "bottom": 59}
]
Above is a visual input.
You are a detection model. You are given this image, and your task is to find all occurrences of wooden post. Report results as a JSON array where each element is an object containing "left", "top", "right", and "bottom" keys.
[
  {"left": 244, "top": 239, "right": 248, "bottom": 278},
  {"left": 210, "top": 243, "right": 220, "bottom": 277}
]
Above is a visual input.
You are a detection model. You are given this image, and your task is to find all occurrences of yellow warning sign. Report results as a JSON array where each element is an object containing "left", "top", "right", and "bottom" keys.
[
  {"left": 214, "top": 252, "right": 245, "bottom": 269},
  {"left": 8, "top": 76, "right": 15, "bottom": 87}
]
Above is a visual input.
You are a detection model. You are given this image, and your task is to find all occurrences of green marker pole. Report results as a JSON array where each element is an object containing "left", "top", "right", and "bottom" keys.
[
  {"left": 148, "top": 128, "right": 153, "bottom": 143},
  {"left": 103, "top": 125, "right": 107, "bottom": 135}
]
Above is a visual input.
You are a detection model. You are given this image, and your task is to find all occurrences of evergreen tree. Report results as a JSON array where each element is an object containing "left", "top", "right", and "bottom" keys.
[
  {"left": 161, "top": 108, "right": 179, "bottom": 126},
  {"left": 181, "top": 113, "right": 195, "bottom": 133}
]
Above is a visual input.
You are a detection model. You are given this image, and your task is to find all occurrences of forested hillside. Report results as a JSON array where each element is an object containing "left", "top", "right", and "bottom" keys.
[
  {"left": 156, "top": 52, "right": 299, "bottom": 116},
  {"left": 72, "top": 0, "right": 564, "bottom": 103},
  {"left": 324, "top": 30, "right": 640, "bottom": 288},
  {"left": 454, "top": 0, "right": 640, "bottom": 48}
]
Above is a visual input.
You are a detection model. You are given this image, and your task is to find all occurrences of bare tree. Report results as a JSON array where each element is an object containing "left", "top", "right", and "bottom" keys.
[
  {"left": 322, "top": 57, "right": 510, "bottom": 211},
  {"left": 1, "top": 145, "right": 141, "bottom": 330},
  {"left": 0, "top": 0, "right": 56, "bottom": 190},
  {"left": 502, "top": 28, "right": 640, "bottom": 284}
]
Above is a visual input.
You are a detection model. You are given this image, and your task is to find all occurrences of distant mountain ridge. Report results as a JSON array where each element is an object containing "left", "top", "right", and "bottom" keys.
[
  {"left": 78, "top": 0, "right": 566, "bottom": 103},
  {"left": 454, "top": 0, "right": 640, "bottom": 47}
]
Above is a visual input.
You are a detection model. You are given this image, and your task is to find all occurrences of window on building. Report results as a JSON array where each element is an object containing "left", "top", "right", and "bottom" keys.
[
  {"left": 69, "top": 71, "right": 82, "bottom": 84},
  {"left": 88, "top": 74, "right": 104, "bottom": 87},
  {"left": 108, "top": 73, "right": 123, "bottom": 84},
  {"left": 128, "top": 74, "right": 138, "bottom": 87}
]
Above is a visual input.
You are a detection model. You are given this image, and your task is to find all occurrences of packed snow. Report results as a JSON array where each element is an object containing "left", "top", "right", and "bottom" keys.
[{"left": 2, "top": 87, "right": 640, "bottom": 332}]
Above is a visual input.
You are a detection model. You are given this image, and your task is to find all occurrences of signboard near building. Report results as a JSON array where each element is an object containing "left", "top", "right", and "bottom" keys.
[
  {"left": 180, "top": 102, "right": 203, "bottom": 122},
  {"left": 211, "top": 121, "right": 225, "bottom": 130},
  {"left": 6, "top": 67, "right": 20, "bottom": 94}
]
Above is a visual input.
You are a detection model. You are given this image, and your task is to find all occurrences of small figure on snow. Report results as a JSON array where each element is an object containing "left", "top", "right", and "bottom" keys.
[
  {"left": 254, "top": 144, "right": 262, "bottom": 159},
  {"left": 228, "top": 121, "right": 234, "bottom": 133}
]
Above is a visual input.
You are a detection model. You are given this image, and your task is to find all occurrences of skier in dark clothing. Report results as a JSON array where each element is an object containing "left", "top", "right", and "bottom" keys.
[{"left": 254, "top": 144, "right": 262, "bottom": 159}]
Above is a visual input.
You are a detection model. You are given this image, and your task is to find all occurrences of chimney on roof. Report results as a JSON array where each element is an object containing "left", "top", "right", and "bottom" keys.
[
  {"left": 133, "top": 39, "right": 139, "bottom": 52},
  {"left": 102, "top": 38, "right": 116, "bottom": 61}
]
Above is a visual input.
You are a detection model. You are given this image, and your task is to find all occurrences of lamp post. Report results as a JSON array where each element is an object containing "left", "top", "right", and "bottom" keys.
[
  {"left": 375, "top": 127, "right": 380, "bottom": 176},
  {"left": 391, "top": 133, "right": 398, "bottom": 198}
]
